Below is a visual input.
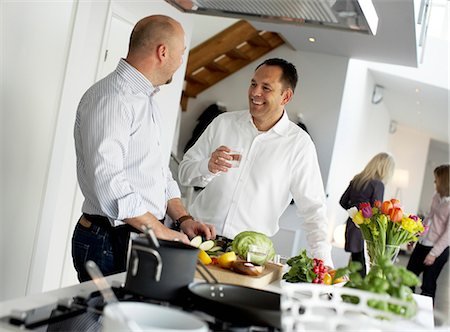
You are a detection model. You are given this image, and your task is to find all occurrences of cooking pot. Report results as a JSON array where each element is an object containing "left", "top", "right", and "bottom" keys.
[
  {"left": 124, "top": 235, "right": 199, "bottom": 301},
  {"left": 190, "top": 262, "right": 281, "bottom": 328}
]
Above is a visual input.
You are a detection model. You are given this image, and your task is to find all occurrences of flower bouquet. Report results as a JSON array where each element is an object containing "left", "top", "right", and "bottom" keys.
[{"left": 347, "top": 199, "right": 427, "bottom": 269}]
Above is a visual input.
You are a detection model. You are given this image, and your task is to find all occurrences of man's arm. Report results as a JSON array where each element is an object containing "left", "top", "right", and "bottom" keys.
[
  {"left": 166, "top": 198, "right": 216, "bottom": 240},
  {"left": 291, "top": 136, "right": 333, "bottom": 267},
  {"left": 79, "top": 96, "right": 148, "bottom": 220}
]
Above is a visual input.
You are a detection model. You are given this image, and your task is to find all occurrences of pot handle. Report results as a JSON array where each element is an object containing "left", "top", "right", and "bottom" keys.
[
  {"left": 130, "top": 244, "right": 162, "bottom": 282},
  {"left": 196, "top": 259, "right": 218, "bottom": 284}
]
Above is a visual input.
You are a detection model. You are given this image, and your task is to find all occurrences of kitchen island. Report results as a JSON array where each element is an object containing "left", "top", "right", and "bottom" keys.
[{"left": 0, "top": 272, "right": 436, "bottom": 331}]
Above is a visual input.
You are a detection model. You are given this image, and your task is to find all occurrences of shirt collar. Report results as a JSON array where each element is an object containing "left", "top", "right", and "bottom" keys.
[
  {"left": 116, "top": 58, "right": 160, "bottom": 97},
  {"left": 246, "top": 110, "right": 290, "bottom": 136},
  {"left": 271, "top": 110, "right": 290, "bottom": 136}
]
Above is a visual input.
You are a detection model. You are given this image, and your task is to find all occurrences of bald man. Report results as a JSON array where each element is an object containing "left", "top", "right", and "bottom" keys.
[{"left": 72, "top": 15, "right": 216, "bottom": 282}]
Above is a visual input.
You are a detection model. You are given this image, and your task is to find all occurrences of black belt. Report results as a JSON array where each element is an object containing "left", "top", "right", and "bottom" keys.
[{"left": 83, "top": 213, "right": 136, "bottom": 231}]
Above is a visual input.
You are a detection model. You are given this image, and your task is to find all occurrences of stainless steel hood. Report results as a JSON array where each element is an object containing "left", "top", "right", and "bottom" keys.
[{"left": 165, "top": 0, "right": 379, "bottom": 35}]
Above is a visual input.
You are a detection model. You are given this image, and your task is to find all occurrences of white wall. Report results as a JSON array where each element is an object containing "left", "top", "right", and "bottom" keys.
[
  {"left": 178, "top": 45, "right": 349, "bottom": 187},
  {"left": 325, "top": 59, "right": 392, "bottom": 240},
  {"left": 419, "top": 140, "right": 450, "bottom": 215},
  {"left": 385, "top": 124, "right": 430, "bottom": 214},
  {"left": 1, "top": 0, "right": 194, "bottom": 300},
  {"left": 1, "top": 0, "right": 78, "bottom": 301}
]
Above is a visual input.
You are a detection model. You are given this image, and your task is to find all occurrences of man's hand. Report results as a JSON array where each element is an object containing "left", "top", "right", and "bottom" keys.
[
  {"left": 181, "top": 219, "right": 216, "bottom": 240},
  {"left": 208, "top": 146, "right": 233, "bottom": 173},
  {"left": 125, "top": 212, "right": 189, "bottom": 244},
  {"left": 424, "top": 254, "right": 436, "bottom": 266}
]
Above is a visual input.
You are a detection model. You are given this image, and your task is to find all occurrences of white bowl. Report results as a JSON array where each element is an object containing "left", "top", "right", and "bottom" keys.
[{"left": 102, "top": 302, "right": 208, "bottom": 332}]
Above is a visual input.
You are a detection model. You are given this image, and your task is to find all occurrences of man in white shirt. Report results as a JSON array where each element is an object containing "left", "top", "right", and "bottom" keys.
[
  {"left": 179, "top": 58, "right": 332, "bottom": 266},
  {"left": 73, "top": 15, "right": 215, "bottom": 282}
]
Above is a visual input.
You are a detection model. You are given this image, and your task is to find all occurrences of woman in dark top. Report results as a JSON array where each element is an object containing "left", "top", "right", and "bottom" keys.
[{"left": 340, "top": 152, "right": 395, "bottom": 276}]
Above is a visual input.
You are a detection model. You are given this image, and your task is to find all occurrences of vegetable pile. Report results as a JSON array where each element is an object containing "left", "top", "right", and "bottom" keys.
[
  {"left": 335, "top": 257, "right": 420, "bottom": 318},
  {"left": 191, "top": 231, "right": 276, "bottom": 276},
  {"left": 282, "top": 250, "right": 330, "bottom": 284}
]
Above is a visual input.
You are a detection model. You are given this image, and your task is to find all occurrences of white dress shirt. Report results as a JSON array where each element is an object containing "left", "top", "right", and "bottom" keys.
[
  {"left": 74, "top": 59, "right": 180, "bottom": 225},
  {"left": 179, "top": 110, "right": 332, "bottom": 265}
]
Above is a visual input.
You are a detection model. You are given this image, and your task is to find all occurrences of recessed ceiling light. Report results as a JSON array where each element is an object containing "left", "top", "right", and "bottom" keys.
[
  {"left": 416, "top": 101, "right": 421, "bottom": 105},
  {"left": 415, "top": 88, "right": 420, "bottom": 93},
  {"left": 308, "top": 37, "right": 316, "bottom": 43}
]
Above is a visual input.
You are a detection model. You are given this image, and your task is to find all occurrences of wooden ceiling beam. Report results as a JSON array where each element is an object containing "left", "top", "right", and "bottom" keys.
[
  {"left": 181, "top": 20, "right": 285, "bottom": 111},
  {"left": 186, "top": 20, "right": 259, "bottom": 75}
]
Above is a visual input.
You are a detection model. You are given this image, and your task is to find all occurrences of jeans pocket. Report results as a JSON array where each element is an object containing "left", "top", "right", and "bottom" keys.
[{"left": 72, "top": 224, "right": 115, "bottom": 280}]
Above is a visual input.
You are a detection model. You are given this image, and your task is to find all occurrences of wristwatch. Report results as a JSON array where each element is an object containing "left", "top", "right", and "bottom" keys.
[{"left": 175, "top": 214, "right": 194, "bottom": 230}]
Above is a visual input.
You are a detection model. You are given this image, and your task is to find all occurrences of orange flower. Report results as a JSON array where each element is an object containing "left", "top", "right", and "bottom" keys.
[
  {"left": 390, "top": 207, "right": 403, "bottom": 222},
  {"left": 374, "top": 200, "right": 382, "bottom": 208},
  {"left": 381, "top": 201, "right": 393, "bottom": 215},
  {"left": 390, "top": 198, "right": 401, "bottom": 208}
]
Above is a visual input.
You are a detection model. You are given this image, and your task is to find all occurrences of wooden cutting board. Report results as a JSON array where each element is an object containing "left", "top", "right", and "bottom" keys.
[{"left": 195, "top": 262, "right": 284, "bottom": 289}]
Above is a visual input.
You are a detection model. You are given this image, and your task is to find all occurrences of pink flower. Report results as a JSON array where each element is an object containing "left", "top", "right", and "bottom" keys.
[
  {"left": 361, "top": 206, "right": 373, "bottom": 218},
  {"left": 374, "top": 200, "right": 382, "bottom": 208},
  {"left": 409, "top": 214, "right": 419, "bottom": 222}
]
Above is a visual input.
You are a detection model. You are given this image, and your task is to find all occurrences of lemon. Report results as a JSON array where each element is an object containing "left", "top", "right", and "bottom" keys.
[
  {"left": 217, "top": 251, "right": 237, "bottom": 269},
  {"left": 198, "top": 249, "right": 212, "bottom": 265},
  {"left": 323, "top": 272, "right": 332, "bottom": 285}
]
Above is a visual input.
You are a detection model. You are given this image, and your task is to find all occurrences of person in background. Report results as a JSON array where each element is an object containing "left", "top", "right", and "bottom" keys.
[
  {"left": 407, "top": 164, "right": 449, "bottom": 302},
  {"left": 339, "top": 152, "right": 395, "bottom": 277},
  {"left": 72, "top": 15, "right": 215, "bottom": 282},
  {"left": 179, "top": 58, "right": 333, "bottom": 267}
]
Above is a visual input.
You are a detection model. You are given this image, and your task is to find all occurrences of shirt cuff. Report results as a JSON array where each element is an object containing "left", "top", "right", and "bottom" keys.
[{"left": 199, "top": 158, "right": 218, "bottom": 182}]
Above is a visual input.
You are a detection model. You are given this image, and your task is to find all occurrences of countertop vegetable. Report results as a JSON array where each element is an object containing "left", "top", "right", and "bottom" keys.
[
  {"left": 282, "top": 250, "right": 328, "bottom": 284},
  {"left": 335, "top": 257, "right": 420, "bottom": 318},
  {"left": 231, "top": 231, "right": 275, "bottom": 265}
]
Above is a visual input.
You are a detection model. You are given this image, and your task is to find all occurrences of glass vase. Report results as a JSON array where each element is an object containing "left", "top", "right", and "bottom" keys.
[{"left": 364, "top": 240, "right": 400, "bottom": 273}]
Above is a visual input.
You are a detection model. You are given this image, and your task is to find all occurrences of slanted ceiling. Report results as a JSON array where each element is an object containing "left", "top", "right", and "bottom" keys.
[{"left": 182, "top": 20, "right": 285, "bottom": 111}]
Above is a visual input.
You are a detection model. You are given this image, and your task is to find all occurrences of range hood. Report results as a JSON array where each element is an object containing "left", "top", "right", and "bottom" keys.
[{"left": 165, "top": 0, "right": 379, "bottom": 35}]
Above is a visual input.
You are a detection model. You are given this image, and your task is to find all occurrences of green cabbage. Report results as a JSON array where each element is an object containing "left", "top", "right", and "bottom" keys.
[{"left": 231, "top": 231, "right": 275, "bottom": 265}]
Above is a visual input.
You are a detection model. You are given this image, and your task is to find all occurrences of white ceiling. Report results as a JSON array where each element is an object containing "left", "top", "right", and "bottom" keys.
[
  {"left": 369, "top": 69, "right": 448, "bottom": 143},
  {"left": 187, "top": 0, "right": 449, "bottom": 145}
]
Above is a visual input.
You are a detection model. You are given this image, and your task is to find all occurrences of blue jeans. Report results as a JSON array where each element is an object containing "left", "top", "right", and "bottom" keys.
[{"left": 72, "top": 219, "right": 115, "bottom": 282}]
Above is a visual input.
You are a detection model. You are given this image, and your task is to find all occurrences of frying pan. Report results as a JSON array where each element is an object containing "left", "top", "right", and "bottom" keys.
[{"left": 189, "top": 262, "right": 281, "bottom": 329}]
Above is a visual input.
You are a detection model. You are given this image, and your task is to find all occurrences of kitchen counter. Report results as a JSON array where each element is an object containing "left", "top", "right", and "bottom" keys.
[{"left": 0, "top": 272, "right": 436, "bottom": 331}]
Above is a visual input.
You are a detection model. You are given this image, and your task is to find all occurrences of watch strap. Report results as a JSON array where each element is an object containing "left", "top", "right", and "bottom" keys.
[{"left": 175, "top": 214, "right": 194, "bottom": 229}]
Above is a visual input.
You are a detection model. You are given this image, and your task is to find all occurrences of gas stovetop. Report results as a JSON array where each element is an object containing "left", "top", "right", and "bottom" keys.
[{"left": 0, "top": 285, "right": 279, "bottom": 332}]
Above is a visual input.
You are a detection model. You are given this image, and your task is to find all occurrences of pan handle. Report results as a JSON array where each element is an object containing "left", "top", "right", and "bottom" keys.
[{"left": 196, "top": 259, "right": 219, "bottom": 284}]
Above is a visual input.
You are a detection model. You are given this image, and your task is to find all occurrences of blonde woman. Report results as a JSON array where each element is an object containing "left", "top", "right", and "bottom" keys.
[{"left": 339, "top": 152, "right": 395, "bottom": 276}]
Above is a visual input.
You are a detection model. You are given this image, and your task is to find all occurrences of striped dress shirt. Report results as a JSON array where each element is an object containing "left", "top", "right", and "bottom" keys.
[{"left": 74, "top": 59, "right": 180, "bottom": 225}]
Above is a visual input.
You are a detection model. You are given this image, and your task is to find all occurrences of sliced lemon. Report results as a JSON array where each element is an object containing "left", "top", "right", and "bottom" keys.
[{"left": 198, "top": 249, "right": 212, "bottom": 265}]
